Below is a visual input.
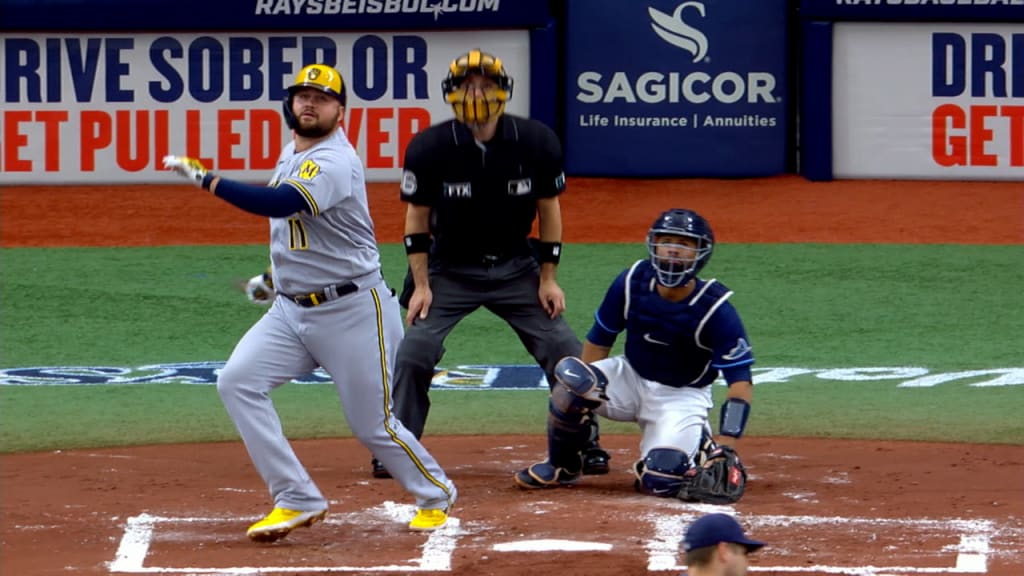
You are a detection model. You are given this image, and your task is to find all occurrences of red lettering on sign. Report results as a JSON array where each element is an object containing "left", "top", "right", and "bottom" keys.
[
  {"left": 218, "top": 109, "right": 246, "bottom": 171},
  {"left": 365, "top": 108, "right": 394, "bottom": 169},
  {"left": 2, "top": 111, "right": 32, "bottom": 172},
  {"left": 933, "top": 104, "right": 1024, "bottom": 168},
  {"left": 344, "top": 108, "right": 363, "bottom": 149},
  {"left": 1005, "top": 106, "right": 1024, "bottom": 167},
  {"left": 933, "top": 104, "right": 966, "bottom": 167},
  {"left": 80, "top": 111, "right": 112, "bottom": 171},
  {"left": 37, "top": 111, "right": 68, "bottom": 171},
  {"left": 250, "top": 109, "right": 281, "bottom": 170},
  {"left": 969, "top": 105, "right": 998, "bottom": 167},
  {"left": 154, "top": 110, "right": 170, "bottom": 164},
  {"left": 398, "top": 108, "right": 430, "bottom": 168},
  {"left": 185, "top": 110, "right": 214, "bottom": 168},
  {"left": 116, "top": 110, "right": 150, "bottom": 172}
]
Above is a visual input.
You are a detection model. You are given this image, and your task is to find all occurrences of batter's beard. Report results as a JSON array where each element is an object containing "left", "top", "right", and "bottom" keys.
[{"left": 293, "top": 122, "right": 334, "bottom": 138}]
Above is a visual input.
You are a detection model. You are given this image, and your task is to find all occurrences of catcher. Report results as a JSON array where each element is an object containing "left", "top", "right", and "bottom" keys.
[{"left": 514, "top": 208, "right": 754, "bottom": 505}]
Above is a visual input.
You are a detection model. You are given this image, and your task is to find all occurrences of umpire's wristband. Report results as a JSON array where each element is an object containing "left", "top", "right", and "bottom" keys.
[
  {"left": 535, "top": 241, "right": 562, "bottom": 264},
  {"left": 404, "top": 233, "right": 431, "bottom": 254}
]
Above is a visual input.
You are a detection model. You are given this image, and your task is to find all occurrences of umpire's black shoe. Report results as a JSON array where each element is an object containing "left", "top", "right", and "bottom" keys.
[
  {"left": 371, "top": 458, "right": 392, "bottom": 479},
  {"left": 582, "top": 446, "right": 611, "bottom": 475}
]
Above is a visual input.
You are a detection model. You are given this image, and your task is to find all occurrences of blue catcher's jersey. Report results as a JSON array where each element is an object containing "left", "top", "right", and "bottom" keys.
[{"left": 586, "top": 260, "right": 754, "bottom": 388}]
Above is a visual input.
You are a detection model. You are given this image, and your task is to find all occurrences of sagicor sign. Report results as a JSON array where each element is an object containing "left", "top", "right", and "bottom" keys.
[{"left": 648, "top": 2, "right": 708, "bottom": 63}]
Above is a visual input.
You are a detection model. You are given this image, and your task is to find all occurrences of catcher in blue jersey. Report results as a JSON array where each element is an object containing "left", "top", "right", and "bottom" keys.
[{"left": 514, "top": 208, "right": 755, "bottom": 504}]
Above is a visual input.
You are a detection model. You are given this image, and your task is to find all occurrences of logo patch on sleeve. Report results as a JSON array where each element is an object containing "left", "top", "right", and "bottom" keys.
[
  {"left": 400, "top": 170, "right": 418, "bottom": 196},
  {"left": 507, "top": 178, "right": 532, "bottom": 196},
  {"left": 722, "top": 338, "right": 752, "bottom": 361},
  {"left": 554, "top": 171, "right": 566, "bottom": 191},
  {"left": 298, "top": 159, "right": 321, "bottom": 180}
]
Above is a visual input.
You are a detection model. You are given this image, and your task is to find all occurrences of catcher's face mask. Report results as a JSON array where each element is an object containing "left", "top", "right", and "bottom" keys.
[
  {"left": 646, "top": 209, "right": 714, "bottom": 288},
  {"left": 441, "top": 49, "right": 513, "bottom": 126}
]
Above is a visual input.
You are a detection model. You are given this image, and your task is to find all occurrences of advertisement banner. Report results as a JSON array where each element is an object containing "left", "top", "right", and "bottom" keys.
[
  {"left": 564, "top": 0, "right": 789, "bottom": 177},
  {"left": 832, "top": 23, "right": 1023, "bottom": 180},
  {"left": 0, "top": 0, "right": 550, "bottom": 31},
  {"left": 801, "top": 0, "right": 1024, "bottom": 21},
  {"left": 0, "top": 31, "right": 530, "bottom": 183}
]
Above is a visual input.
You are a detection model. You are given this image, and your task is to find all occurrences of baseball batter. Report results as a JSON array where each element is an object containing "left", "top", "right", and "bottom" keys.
[
  {"left": 515, "top": 209, "right": 755, "bottom": 504},
  {"left": 163, "top": 63, "right": 456, "bottom": 541}
]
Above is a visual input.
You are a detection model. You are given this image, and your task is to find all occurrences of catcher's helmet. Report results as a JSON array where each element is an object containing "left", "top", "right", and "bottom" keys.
[
  {"left": 646, "top": 208, "right": 714, "bottom": 288},
  {"left": 282, "top": 64, "right": 347, "bottom": 130},
  {"left": 441, "top": 49, "right": 513, "bottom": 125}
]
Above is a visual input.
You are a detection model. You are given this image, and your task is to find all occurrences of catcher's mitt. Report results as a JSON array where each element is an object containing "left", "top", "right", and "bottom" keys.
[{"left": 677, "top": 445, "right": 747, "bottom": 505}]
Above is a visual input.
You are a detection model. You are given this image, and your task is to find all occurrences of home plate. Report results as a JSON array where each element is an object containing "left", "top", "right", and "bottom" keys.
[{"left": 493, "top": 539, "right": 613, "bottom": 552}]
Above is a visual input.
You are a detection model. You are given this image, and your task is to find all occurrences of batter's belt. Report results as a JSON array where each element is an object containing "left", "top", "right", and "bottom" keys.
[{"left": 278, "top": 281, "right": 358, "bottom": 308}]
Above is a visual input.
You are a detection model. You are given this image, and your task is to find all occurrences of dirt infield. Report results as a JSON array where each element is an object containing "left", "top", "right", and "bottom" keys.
[
  {"left": 1, "top": 177, "right": 1022, "bottom": 575},
  {"left": 2, "top": 437, "right": 1023, "bottom": 575}
]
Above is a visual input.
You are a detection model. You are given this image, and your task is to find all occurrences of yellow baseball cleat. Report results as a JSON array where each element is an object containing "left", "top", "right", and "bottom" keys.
[
  {"left": 246, "top": 507, "right": 327, "bottom": 543},
  {"left": 408, "top": 508, "right": 449, "bottom": 531}
]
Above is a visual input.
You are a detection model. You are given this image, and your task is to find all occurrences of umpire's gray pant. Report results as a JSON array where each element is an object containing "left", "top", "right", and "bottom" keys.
[{"left": 392, "top": 256, "right": 582, "bottom": 438}]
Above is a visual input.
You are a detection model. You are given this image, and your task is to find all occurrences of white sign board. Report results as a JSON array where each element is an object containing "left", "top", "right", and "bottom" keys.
[
  {"left": 832, "top": 23, "right": 1023, "bottom": 180},
  {"left": 0, "top": 31, "right": 530, "bottom": 183}
]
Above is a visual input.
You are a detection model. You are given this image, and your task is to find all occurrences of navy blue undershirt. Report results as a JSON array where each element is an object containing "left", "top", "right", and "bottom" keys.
[{"left": 210, "top": 178, "right": 308, "bottom": 218}]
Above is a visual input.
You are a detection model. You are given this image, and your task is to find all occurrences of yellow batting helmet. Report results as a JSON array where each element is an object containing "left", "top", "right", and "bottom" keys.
[
  {"left": 441, "top": 49, "right": 513, "bottom": 125},
  {"left": 283, "top": 63, "right": 347, "bottom": 129}
]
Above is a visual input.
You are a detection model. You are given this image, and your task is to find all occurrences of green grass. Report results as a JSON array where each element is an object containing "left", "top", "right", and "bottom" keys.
[
  {"left": 2, "top": 243, "right": 1022, "bottom": 452},
  {"left": 4, "top": 382, "right": 1018, "bottom": 453}
]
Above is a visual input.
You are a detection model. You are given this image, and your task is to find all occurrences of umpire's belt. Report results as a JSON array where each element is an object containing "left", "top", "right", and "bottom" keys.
[
  {"left": 442, "top": 251, "right": 526, "bottom": 267},
  {"left": 280, "top": 281, "right": 357, "bottom": 308}
]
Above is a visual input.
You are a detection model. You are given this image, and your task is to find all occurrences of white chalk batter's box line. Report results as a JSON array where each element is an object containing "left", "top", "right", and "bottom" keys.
[{"left": 107, "top": 505, "right": 995, "bottom": 574}]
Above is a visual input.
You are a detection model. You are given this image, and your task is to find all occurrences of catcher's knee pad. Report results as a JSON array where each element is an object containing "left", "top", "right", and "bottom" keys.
[
  {"left": 633, "top": 448, "right": 692, "bottom": 498},
  {"left": 550, "top": 357, "right": 608, "bottom": 418}
]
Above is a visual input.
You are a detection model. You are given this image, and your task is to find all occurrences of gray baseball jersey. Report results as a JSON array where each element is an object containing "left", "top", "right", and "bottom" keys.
[
  {"left": 217, "top": 127, "right": 456, "bottom": 515},
  {"left": 268, "top": 130, "right": 379, "bottom": 295}
]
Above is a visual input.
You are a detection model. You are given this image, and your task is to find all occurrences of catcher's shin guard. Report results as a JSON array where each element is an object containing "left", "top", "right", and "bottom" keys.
[{"left": 546, "top": 357, "right": 608, "bottom": 473}]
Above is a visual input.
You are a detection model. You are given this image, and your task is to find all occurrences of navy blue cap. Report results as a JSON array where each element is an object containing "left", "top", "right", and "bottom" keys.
[{"left": 682, "top": 513, "right": 765, "bottom": 553}]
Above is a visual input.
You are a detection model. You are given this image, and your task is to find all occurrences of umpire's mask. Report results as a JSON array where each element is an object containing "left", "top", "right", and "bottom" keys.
[{"left": 441, "top": 49, "right": 513, "bottom": 126}]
